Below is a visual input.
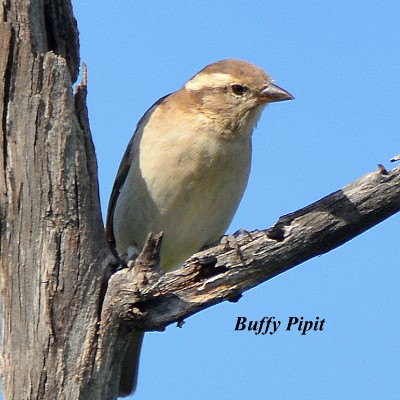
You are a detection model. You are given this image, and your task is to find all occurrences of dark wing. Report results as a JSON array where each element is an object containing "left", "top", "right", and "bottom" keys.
[{"left": 105, "top": 94, "right": 171, "bottom": 252}]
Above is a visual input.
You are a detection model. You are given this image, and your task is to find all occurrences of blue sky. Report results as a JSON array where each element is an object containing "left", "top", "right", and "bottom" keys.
[{"left": 31, "top": 2, "right": 400, "bottom": 399}]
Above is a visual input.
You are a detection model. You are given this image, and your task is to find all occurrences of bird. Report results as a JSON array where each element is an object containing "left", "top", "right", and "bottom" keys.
[{"left": 105, "top": 59, "right": 293, "bottom": 396}]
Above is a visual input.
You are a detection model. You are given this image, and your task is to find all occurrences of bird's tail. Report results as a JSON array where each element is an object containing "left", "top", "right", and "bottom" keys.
[{"left": 118, "top": 331, "right": 145, "bottom": 397}]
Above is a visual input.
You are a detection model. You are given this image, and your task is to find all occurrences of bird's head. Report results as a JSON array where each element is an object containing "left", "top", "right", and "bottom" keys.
[{"left": 181, "top": 59, "right": 293, "bottom": 138}]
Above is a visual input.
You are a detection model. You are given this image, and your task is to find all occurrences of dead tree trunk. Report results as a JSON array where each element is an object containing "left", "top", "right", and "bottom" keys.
[
  {"left": 1, "top": 1, "right": 399, "bottom": 400},
  {"left": 0, "top": 1, "right": 114, "bottom": 398}
]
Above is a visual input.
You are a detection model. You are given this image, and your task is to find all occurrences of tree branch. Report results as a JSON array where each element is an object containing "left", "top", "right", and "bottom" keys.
[{"left": 102, "top": 165, "right": 400, "bottom": 332}]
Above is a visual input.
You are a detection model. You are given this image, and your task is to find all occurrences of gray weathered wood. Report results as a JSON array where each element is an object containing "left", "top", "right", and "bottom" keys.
[
  {"left": 101, "top": 166, "right": 400, "bottom": 332},
  {"left": 0, "top": 1, "right": 114, "bottom": 398},
  {"left": 1, "top": 1, "right": 399, "bottom": 399}
]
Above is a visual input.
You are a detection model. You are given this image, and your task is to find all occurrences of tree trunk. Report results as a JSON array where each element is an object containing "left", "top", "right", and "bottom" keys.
[
  {"left": 1, "top": 2, "right": 399, "bottom": 400},
  {"left": 0, "top": 1, "right": 114, "bottom": 398}
]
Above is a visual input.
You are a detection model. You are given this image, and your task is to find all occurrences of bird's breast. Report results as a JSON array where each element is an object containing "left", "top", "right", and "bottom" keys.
[
  {"left": 114, "top": 105, "right": 254, "bottom": 270},
  {"left": 139, "top": 125, "right": 251, "bottom": 213}
]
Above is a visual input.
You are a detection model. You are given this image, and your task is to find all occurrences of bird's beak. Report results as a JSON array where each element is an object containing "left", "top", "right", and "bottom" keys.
[{"left": 258, "top": 83, "right": 294, "bottom": 103}]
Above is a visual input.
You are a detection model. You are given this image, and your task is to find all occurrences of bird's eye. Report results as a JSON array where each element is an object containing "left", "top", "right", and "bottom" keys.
[{"left": 231, "top": 84, "right": 247, "bottom": 96}]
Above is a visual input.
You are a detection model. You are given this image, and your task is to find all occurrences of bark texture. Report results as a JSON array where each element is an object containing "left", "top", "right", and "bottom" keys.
[
  {"left": 0, "top": 1, "right": 114, "bottom": 399},
  {"left": 1, "top": 1, "right": 399, "bottom": 400},
  {"left": 101, "top": 166, "right": 400, "bottom": 332}
]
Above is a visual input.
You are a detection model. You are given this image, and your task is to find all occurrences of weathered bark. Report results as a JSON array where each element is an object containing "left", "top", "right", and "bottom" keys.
[
  {"left": 0, "top": 1, "right": 113, "bottom": 399},
  {"left": 1, "top": 1, "right": 399, "bottom": 400},
  {"left": 100, "top": 165, "right": 400, "bottom": 332}
]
